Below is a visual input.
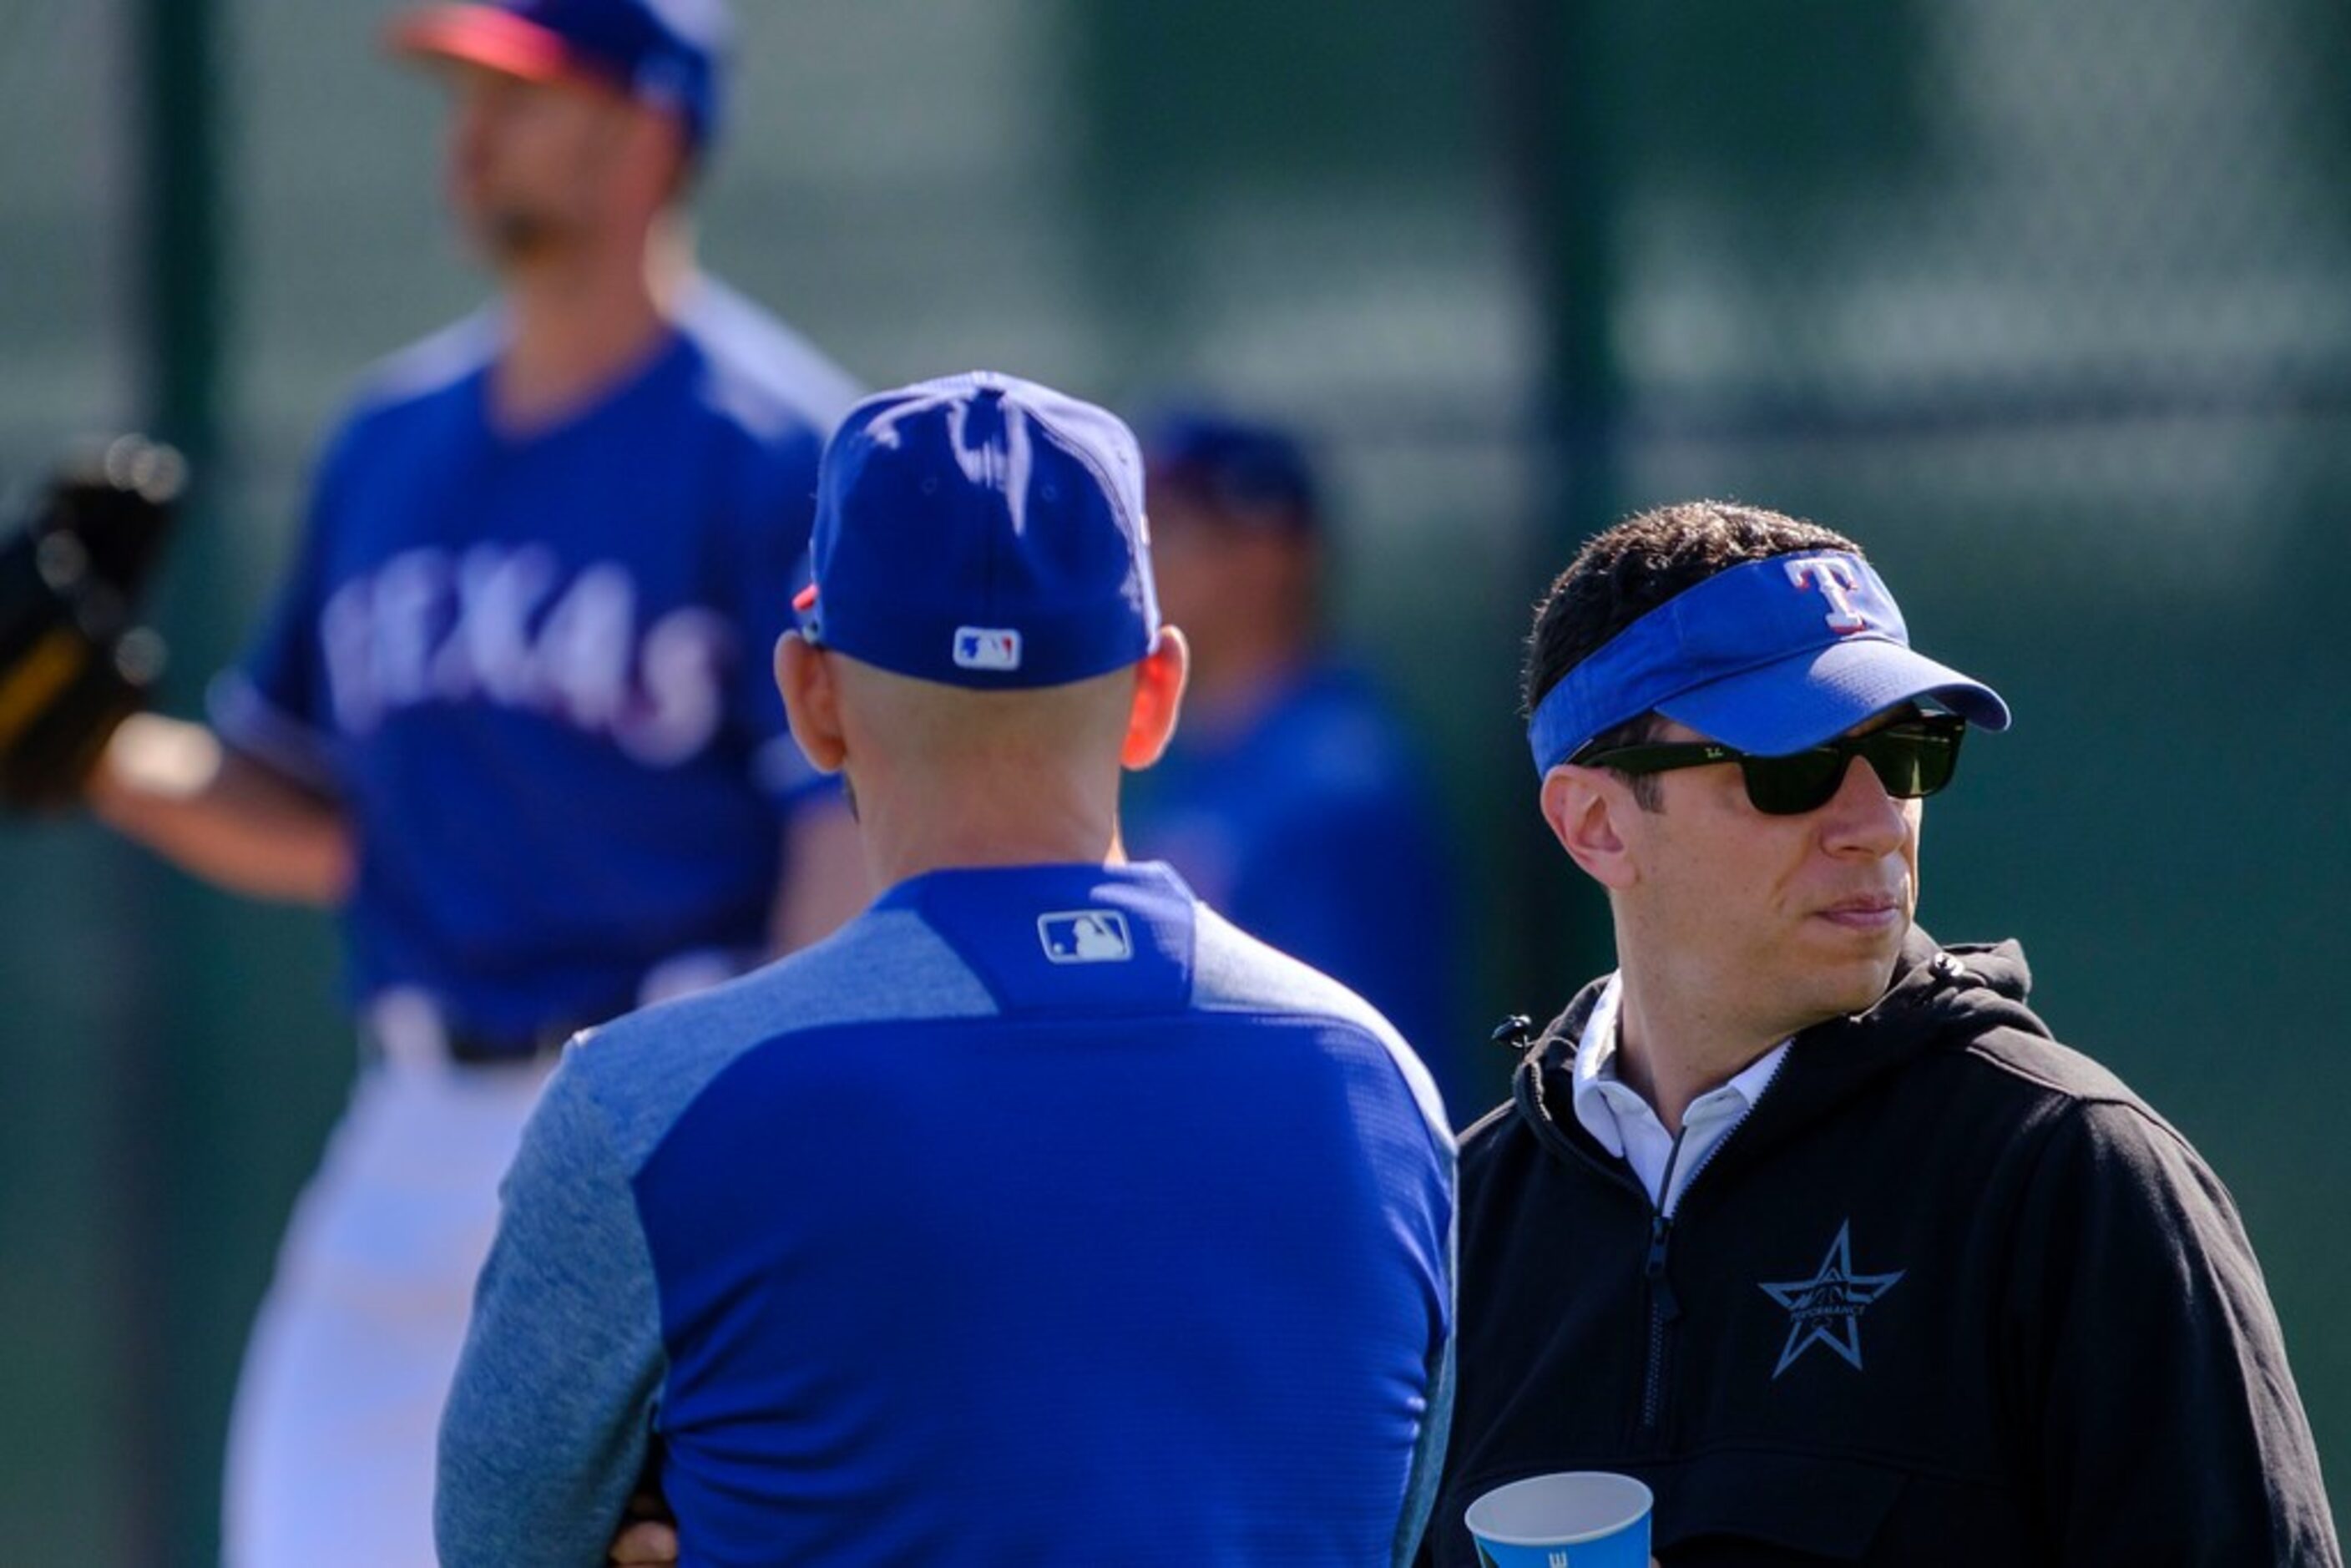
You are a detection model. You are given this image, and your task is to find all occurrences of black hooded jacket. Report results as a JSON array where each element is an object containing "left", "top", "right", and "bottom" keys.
[{"left": 1422, "top": 931, "right": 2340, "bottom": 1566}]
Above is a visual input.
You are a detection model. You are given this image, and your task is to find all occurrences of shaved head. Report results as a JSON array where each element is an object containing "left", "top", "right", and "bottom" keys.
[
  {"left": 775, "top": 627, "right": 1189, "bottom": 886},
  {"left": 830, "top": 656, "right": 1141, "bottom": 780}
]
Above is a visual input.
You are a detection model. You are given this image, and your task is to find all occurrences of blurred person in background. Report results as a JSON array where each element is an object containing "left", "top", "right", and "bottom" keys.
[
  {"left": 83, "top": 1, "right": 866, "bottom": 1562},
  {"left": 1121, "top": 407, "right": 1471, "bottom": 1120},
  {"left": 1420, "top": 501, "right": 2339, "bottom": 1565}
]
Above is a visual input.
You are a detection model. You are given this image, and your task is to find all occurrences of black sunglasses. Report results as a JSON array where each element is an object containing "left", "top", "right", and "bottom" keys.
[{"left": 1575, "top": 712, "right": 1968, "bottom": 816}]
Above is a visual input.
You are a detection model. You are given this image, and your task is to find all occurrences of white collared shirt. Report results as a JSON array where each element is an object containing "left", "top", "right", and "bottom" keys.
[{"left": 1569, "top": 973, "right": 1790, "bottom": 1217}]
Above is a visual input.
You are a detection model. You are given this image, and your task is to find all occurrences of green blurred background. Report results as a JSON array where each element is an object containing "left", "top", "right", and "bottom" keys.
[{"left": 3, "top": 0, "right": 2346, "bottom": 1558}]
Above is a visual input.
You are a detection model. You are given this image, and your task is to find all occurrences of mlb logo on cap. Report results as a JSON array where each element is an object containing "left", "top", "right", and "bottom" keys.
[
  {"left": 953, "top": 627, "right": 1023, "bottom": 672},
  {"left": 796, "top": 372, "right": 1160, "bottom": 690}
]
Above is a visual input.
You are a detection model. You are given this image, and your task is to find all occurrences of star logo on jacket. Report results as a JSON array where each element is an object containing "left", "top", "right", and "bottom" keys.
[
  {"left": 1757, "top": 1220, "right": 1905, "bottom": 1378},
  {"left": 1038, "top": 909, "right": 1133, "bottom": 964}
]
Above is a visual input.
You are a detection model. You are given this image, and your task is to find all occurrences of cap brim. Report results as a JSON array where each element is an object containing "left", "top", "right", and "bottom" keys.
[
  {"left": 1659, "top": 636, "right": 2012, "bottom": 756},
  {"left": 386, "top": 5, "right": 573, "bottom": 83}
]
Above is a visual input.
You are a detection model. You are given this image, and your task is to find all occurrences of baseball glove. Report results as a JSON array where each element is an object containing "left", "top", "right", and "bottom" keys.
[{"left": 0, "top": 435, "right": 184, "bottom": 812}]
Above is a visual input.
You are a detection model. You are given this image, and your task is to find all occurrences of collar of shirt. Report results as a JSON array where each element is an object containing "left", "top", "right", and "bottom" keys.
[{"left": 1569, "top": 973, "right": 1790, "bottom": 1217}]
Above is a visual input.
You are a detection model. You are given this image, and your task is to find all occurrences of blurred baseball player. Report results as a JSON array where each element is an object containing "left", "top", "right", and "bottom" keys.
[
  {"left": 436, "top": 372, "right": 1457, "bottom": 1565},
  {"left": 87, "top": 2, "right": 865, "bottom": 1562},
  {"left": 1123, "top": 407, "right": 1469, "bottom": 1118}
]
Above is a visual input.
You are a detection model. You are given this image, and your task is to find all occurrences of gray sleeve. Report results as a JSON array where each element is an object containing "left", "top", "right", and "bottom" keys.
[
  {"left": 1391, "top": 1195, "right": 1459, "bottom": 1568},
  {"left": 1391, "top": 1325, "right": 1456, "bottom": 1568},
  {"left": 435, "top": 1057, "right": 668, "bottom": 1568}
]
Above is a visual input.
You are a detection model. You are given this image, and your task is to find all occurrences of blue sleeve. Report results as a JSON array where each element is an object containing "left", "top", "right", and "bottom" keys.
[
  {"left": 436, "top": 1053, "right": 669, "bottom": 1568},
  {"left": 205, "top": 430, "right": 353, "bottom": 791}
]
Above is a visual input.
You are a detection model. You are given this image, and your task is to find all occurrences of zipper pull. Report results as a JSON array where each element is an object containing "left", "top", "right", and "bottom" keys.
[
  {"left": 1929, "top": 950, "right": 1976, "bottom": 986},
  {"left": 1489, "top": 1014, "right": 1534, "bottom": 1052},
  {"left": 1645, "top": 1212, "right": 1681, "bottom": 1323}
]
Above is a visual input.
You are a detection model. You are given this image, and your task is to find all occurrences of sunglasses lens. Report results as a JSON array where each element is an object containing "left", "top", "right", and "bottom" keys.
[
  {"left": 1867, "top": 724, "right": 1963, "bottom": 799},
  {"left": 1738, "top": 721, "right": 1964, "bottom": 815},
  {"left": 1739, "top": 752, "right": 1848, "bottom": 815},
  {"left": 1868, "top": 739, "right": 1927, "bottom": 797}
]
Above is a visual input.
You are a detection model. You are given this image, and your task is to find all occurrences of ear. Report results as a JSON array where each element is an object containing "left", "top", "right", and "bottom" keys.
[
  {"left": 1120, "top": 625, "right": 1191, "bottom": 770},
  {"left": 1539, "top": 763, "right": 1641, "bottom": 891},
  {"left": 776, "top": 632, "right": 848, "bottom": 774}
]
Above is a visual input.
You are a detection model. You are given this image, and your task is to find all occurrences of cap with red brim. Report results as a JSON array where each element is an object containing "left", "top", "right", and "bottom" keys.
[
  {"left": 388, "top": 6, "right": 579, "bottom": 85},
  {"left": 382, "top": 0, "right": 725, "bottom": 149}
]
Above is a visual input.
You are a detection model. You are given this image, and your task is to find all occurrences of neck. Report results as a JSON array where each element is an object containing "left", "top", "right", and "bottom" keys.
[
  {"left": 1608, "top": 955, "right": 1788, "bottom": 1136},
  {"left": 855, "top": 766, "right": 1127, "bottom": 891},
  {"left": 492, "top": 216, "right": 690, "bottom": 432}
]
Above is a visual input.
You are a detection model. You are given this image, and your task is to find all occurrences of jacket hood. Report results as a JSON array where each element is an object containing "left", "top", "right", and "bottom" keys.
[{"left": 1507, "top": 926, "right": 2056, "bottom": 1168}]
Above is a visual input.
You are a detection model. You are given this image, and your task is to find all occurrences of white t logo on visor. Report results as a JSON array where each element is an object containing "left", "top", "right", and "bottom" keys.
[{"left": 1783, "top": 556, "right": 1870, "bottom": 635}]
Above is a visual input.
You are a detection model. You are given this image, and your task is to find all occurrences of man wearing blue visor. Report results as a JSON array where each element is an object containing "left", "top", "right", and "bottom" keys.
[{"left": 1419, "top": 502, "right": 2338, "bottom": 1565}]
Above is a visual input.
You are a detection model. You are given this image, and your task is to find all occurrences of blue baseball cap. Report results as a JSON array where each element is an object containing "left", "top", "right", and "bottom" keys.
[
  {"left": 793, "top": 372, "right": 1160, "bottom": 690},
  {"left": 1139, "top": 407, "right": 1320, "bottom": 532},
  {"left": 389, "top": 0, "right": 729, "bottom": 152},
  {"left": 1527, "top": 549, "right": 2011, "bottom": 775}
]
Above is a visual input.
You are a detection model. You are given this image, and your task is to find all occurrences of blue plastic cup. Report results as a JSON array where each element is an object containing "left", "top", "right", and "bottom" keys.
[{"left": 1464, "top": 1471, "right": 1653, "bottom": 1568}]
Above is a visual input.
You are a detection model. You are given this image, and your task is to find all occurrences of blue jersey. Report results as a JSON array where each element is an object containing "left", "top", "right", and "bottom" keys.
[
  {"left": 1122, "top": 660, "right": 1469, "bottom": 1118},
  {"left": 437, "top": 862, "right": 1456, "bottom": 1568},
  {"left": 211, "top": 279, "right": 860, "bottom": 1040}
]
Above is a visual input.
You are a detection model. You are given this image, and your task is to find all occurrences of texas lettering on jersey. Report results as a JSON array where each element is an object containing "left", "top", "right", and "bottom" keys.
[{"left": 319, "top": 542, "right": 732, "bottom": 765}]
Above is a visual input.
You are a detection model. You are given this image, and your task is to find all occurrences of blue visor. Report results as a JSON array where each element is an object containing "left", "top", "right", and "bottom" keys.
[{"left": 1526, "top": 551, "right": 2011, "bottom": 774}]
